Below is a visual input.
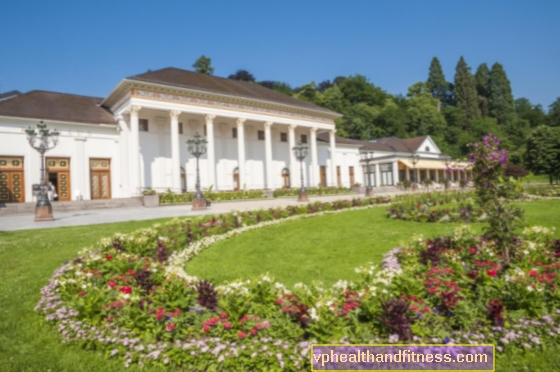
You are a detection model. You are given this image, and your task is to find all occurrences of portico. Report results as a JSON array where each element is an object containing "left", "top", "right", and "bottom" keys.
[{"left": 103, "top": 68, "right": 341, "bottom": 196}]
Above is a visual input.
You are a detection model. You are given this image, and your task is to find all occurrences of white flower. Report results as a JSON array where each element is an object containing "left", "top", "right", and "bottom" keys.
[
  {"left": 527, "top": 286, "right": 534, "bottom": 292},
  {"left": 523, "top": 250, "right": 530, "bottom": 255}
]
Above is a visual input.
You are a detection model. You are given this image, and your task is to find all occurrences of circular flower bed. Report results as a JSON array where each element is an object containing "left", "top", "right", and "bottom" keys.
[{"left": 37, "top": 198, "right": 560, "bottom": 370}]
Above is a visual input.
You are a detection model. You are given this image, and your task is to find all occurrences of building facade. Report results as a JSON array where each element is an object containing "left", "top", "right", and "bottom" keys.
[{"left": 0, "top": 67, "right": 470, "bottom": 204}]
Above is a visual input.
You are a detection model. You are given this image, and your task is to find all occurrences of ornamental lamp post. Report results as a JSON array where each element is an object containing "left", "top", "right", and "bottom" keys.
[
  {"left": 292, "top": 141, "right": 309, "bottom": 202},
  {"left": 410, "top": 154, "right": 420, "bottom": 191},
  {"left": 25, "top": 121, "right": 59, "bottom": 221},
  {"left": 359, "top": 147, "right": 375, "bottom": 196},
  {"left": 444, "top": 157, "right": 452, "bottom": 191},
  {"left": 186, "top": 132, "right": 208, "bottom": 211}
]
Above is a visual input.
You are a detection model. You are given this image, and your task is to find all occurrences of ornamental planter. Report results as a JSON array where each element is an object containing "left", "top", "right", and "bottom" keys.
[{"left": 142, "top": 194, "right": 159, "bottom": 207}]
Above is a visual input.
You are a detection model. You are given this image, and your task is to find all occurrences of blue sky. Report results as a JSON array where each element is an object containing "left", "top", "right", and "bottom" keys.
[{"left": 1, "top": 0, "right": 559, "bottom": 108}]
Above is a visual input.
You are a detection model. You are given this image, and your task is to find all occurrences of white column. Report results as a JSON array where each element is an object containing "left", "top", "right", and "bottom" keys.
[
  {"left": 416, "top": 168, "right": 421, "bottom": 182},
  {"left": 116, "top": 115, "right": 130, "bottom": 198},
  {"left": 310, "top": 127, "right": 318, "bottom": 187},
  {"left": 205, "top": 114, "right": 216, "bottom": 190},
  {"left": 375, "top": 163, "right": 380, "bottom": 187},
  {"left": 329, "top": 129, "right": 337, "bottom": 187},
  {"left": 129, "top": 105, "right": 141, "bottom": 196},
  {"left": 264, "top": 121, "right": 273, "bottom": 189},
  {"left": 392, "top": 160, "right": 399, "bottom": 185},
  {"left": 170, "top": 110, "right": 181, "bottom": 193},
  {"left": 406, "top": 167, "right": 410, "bottom": 181},
  {"left": 288, "top": 124, "right": 297, "bottom": 183},
  {"left": 435, "top": 169, "right": 439, "bottom": 182},
  {"left": 237, "top": 118, "right": 246, "bottom": 188}
]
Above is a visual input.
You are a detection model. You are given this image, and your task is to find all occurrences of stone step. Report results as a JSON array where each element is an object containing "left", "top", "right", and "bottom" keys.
[{"left": 0, "top": 197, "right": 143, "bottom": 216}]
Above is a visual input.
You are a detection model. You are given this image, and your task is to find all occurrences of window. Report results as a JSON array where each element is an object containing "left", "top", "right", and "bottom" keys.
[
  {"left": 258, "top": 130, "right": 265, "bottom": 140},
  {"left": 280, "top": 132, "right": 287, "bottom": 142},
  {"left": 425, "top": 146, "right": 430, "bottom": 152},
  {"left": 232, "top": 127, "right": 238, "bottom": 138},
  {"left": 380, "top": 163, "right": 394, "bottom": 186},
  {"left": 139, "top": 119, "right": 148, "bottom": 132},
  {"left": 179, "top": 122, "right": 183, "bottom": 134},
  {"left": 301, "top": 134, "right": 308, "bottom": 144}
]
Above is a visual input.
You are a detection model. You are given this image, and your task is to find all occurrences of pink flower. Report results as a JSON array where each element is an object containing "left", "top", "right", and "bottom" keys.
[
  {"left": 166, "top": 324, "right": 176, "bottom": 331},
  {"left": 119, "top": 286, "right": 132, "bottom": 294},
  {"left": 238, "top": 331, "right": 246, "bottom": 339},
  {"left": 250, "top": 329, "right": 257, "bottom": 336},
  {"left": 263, "top": 321, "right": 270, "bottom": 328},
  {"left": 108, "top": 281, "right": 116, "bottom": 288},
  {"left": 469, "top": 247, "right": 477, "bottom": 255},
  {"left": 203, "top": 326, "right": 210, "bottom": 333},
  {"left": 223, "top": 323, "right": 232, "bottom": 329},
  {"left": 255, "top": 323, "right": 263, "bottom": 330},
  {"left": 155, "top": 308, "right": 165, "bottom": 320}
]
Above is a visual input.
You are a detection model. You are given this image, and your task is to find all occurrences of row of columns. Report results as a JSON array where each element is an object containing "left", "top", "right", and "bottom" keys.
[
  {"left": 404, "top": 168, "right": 471, "bottom": 182},
  {"left": 124, "top": 105, "right": 337, "bottom": 195}
]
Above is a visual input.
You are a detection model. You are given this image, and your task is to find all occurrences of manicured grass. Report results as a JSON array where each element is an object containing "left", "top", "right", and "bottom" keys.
[
  {"left": 1, "top": 199, "right": 559, "bottom": 371},
  {"left": 188, "top": 200, "right": 560, "bottom": 287}
]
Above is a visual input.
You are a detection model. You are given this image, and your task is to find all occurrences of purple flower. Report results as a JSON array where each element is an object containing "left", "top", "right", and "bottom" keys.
[{"left": 444, "top": 337, "right": 450, "bottom": 344}]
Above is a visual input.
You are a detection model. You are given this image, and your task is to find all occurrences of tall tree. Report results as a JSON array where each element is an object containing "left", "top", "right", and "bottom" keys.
[
  {"left": 488, "top": 62, "right": 516, "bottom": 126},
  {"left": 548, "top": 97, "right": 560, "bottom": 127},
  {"left": 454, "top": 56, "right": 481, "bottom": 131},
  {"left": 524, "top": 125, "right": 560, "bottom": 183},
  {"left": 515, "top": 98, "right": 547, "bottom": 128},
  {"left": 228, "top": 69, "right": 255, "bottom": 82},
  {"left": 426, "top": 57, "right": 448, "bottom": 112},
  {"left": 192, "top": 55, "right": 214, "bottom": 75},
  {"left": 475, "top": 63, "right": 491, "bottom": 117}
]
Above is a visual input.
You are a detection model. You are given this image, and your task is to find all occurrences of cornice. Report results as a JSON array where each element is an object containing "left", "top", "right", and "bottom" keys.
[{"left": 104, "top": 80, "right": 340, "bottom": 123}]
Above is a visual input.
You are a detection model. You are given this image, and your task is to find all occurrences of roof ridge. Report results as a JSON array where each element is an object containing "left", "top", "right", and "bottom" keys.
[{"left": 25, "top": 89, "right": 104, "bottom": 101}]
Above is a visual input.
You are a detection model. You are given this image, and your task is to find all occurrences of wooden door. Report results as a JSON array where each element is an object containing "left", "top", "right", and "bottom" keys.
[
  {"left": 336, "top": 166, "right": 342, "bottom": 188},
  {"left": 233, "top": 168, "right": 240, "bottom": 190},
  {"left": 90, "top": 159, "right": 111, "bottom": 199},
  {"left": 0, "top": 156, "right": 25, "bottom": 203},
  {"left": 320, "top": 166, "right": 327, "bottom": 187},
  {"left": 46, "top": 157, "right": 71, "bottom": 201},
  {"left": 349, "top": 166, "right": 355, "bottom": 186}
]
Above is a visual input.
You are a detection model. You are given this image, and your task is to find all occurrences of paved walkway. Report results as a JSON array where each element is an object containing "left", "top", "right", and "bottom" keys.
[{"left": 0, "top": 192, "right": 402, "bottom": 232}]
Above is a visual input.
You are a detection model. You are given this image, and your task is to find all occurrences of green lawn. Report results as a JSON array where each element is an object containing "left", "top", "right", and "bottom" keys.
[{"left": 1, "top": 199, "right": 560, "bottom": 371}]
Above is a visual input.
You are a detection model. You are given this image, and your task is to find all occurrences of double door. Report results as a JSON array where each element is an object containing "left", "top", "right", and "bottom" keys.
[
  {"left": 90, "top": 159, "right": 111, "bottom": 199},
  {"left": 46, "top": 157, "right": 71, "bottom": 201},
  {"left": 0, "top": 156, "right": 24, "bottom": 203}
]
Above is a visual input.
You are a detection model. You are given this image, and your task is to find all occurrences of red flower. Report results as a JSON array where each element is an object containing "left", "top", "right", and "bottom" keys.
[
  {"left": 238, "top": 331, "right": 246, "bottom": 339},
  {"left": 119, "top": 286, "right": 132, "bottom": 294},
  {"left": 529, "top": 270, "right": 538, "bottom": 278},
  {"left": 108, "top": 281, "right": 117, "bottom": 288},
  {"left": 469, "top": 247, "right": 477, "bottom": 255},
  {"left": 106, "top": 317, "right": 112, "bottom": 322},
  {"left": 250, "top": 329, "right": 257, "bottom": 336},
  {"left": 155, "top": 308, "right": 166, "bottom": 320},
  {"left": 203, "top": 326, "right": 210, "bottom": 333},
  {"left": 166, "top": 324, "right": 176, "bottom": 332},
  {"left": 77, "top": 291, "right": 85, "bottom": 297},
  {"left": 127, "top": 270, "right": 135, "bottom": 276},
  {"left": 223, "top": 323, "right": 232, "bottom": 329},
  {"left": 487, "top": 269, "right": 497, "bottom": 277},
  {"left": 105, "top": 255, "right": 113, "bottom": 260}
]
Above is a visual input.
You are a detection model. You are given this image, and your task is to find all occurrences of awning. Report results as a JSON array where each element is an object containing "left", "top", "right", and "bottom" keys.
[{"left": 399, "top": 159, "right": 472, "bottom": 170}]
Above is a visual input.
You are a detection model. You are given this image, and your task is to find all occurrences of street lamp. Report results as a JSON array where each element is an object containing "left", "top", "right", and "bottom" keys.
[
  {"left": 292, "top": 141, "right": 309, "bottom": 202},
  {"left": 444, "top": 157, "right": 452, "bottom": 190},
  {"left": 410, "top": 154, "right": 420, "bottom": 191},
  {"left": 25, "top": 121, "right": 59, "bottom": 221},
  {"left": 187, "top": 132, "right": 208, "bottom": 210},
  {"left": 359, "top": 148, "right": 375, "bottom": 196}
]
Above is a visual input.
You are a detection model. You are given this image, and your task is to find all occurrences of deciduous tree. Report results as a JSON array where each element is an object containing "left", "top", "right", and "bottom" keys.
[
  {"left": 192, "top": 55, "right": 214, "bottom": 75},
  {"left": 524, "top": 125, "right": 560, "bottom": 183},
  {"left": 228, "top": 69, "right": 255, "bottom": 82}
]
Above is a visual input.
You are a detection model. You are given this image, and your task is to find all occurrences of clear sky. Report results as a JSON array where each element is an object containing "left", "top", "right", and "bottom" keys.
[{"left": 1, "top": 0, "right": 559, "bottom": 109}]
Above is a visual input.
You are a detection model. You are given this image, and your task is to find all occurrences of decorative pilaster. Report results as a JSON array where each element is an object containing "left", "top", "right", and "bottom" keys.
[
  {"left": 170, "top": 110, "right": 181, "bottom": 193},
  {"left": 237, "top": 118, "right": 246, "bottom": 189},
  {"left": 129, "top": 105, "right": 141, "bottom": 196},
  {"left": 205, "top": 114, "right": 216, "bottom": 190},
  {"left": 392, "top": 160, "right": 399, "bottom": 185},
  {"left": 264, "top": 121, "right": 273, "bottom": 189},
  {"left": 116, "top": 115, "right": 130, "bottom": 197},
  {"left": 375, "top": 163, "right": 381, "bottom": 188},
  {"left": 288, "top": 124, "right": 297, "bottom": 184},
  {"left": 310, "top": 127, "right": 318, "bottom": 187},
  {"left": 329, "top": 129, "right": 337, "bottom": 187}
]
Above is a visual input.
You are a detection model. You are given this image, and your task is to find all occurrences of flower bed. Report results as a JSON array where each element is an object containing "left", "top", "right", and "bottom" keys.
[
  {"left": 524, "top": 185, "right": 560, "bottom": 198},
  {"left": 37, "top": 214, "right": 560, "bottom": 370},
  {"left": 159, "top": 189, "right": 268, "bottom": 205},
  {"left": 385, "top": 191, "right": 483, "bottom": 223},
  {"left": 272, "top": 187, "right": 355, "bottom": 198}
]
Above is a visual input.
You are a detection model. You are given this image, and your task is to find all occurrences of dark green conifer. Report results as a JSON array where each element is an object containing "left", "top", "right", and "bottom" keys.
[
  {"left": 489, "top": 63, "right": 516, "bottom": 125},
  {"left": 426, "top": 57, "right": 449, "bottom": 111},
  {"left": 454, "top": 56, "right": 480, "bottom": 131},
  {"left": 475, "top": 63, "right": 491, "bottom": 117}
]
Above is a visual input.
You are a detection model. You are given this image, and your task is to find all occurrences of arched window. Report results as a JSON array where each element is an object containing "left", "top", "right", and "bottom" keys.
[
  {"left": 180, "top": 167, "right": 186, "bottom": 193},
  {"left": 282, "top": 168, "right": 290, "bottom": 188},
  {"left": 233, "top": 167, "right": 240, "bottom": 190},
  {"left": 425, "top": 146, "right": 430, "bottom": 152}
]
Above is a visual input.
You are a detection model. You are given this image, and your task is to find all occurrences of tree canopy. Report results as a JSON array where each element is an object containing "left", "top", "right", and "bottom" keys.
[
  {"left": 228, "top": 69, "right": 255, "bottom": 82},
  {"left": 192, "top": 55, "right": 214, "bottom": 75}
]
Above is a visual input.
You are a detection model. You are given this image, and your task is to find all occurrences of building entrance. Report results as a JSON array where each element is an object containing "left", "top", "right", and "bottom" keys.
[
  {"left": 0, "top": 156, "right": 25, "bottom": 203},
  {"left": 46, "top": 157, "right": 71, "bottom": 201}
]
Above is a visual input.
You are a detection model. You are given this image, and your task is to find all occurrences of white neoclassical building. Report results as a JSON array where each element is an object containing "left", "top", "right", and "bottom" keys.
[{"left": 0, "top": 67, "right": 470, "bottom": 204}]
